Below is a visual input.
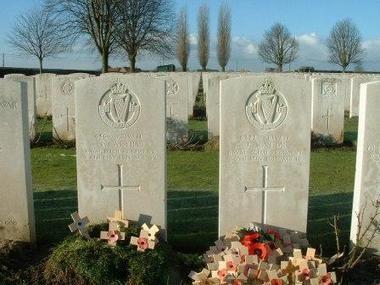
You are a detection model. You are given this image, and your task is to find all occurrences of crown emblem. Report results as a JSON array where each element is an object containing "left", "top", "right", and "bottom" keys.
[
  {"left": 111, "top": 80, "right": 128, "bottom": 95},
  {"left": 259, "top": 78, "right": 275, "bottom": 95}
]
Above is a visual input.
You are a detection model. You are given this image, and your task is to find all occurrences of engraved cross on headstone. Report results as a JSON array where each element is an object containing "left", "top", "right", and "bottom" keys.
[
  {"left": 322, "top": 108, "right": 333, "bottom": 131},
  {"left": 64, "top": 107, "right": 74, "bottom": 131},
  {"left": 101, "top": 164, "right": 141, "bottom": 219},
  {"left": 244, "top": 165, "right": 285, "bottom": 224},
  {"left": 168, "top": 103, "right": 176, "bottom": 119}
]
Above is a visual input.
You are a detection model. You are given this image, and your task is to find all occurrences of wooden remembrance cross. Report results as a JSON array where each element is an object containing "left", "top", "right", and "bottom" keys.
[
  {"left": 101, "top": 164, "right": 141, "bottom": 219},
  {"left": 244, "top": 165, "right": 285, "bottom": 225}
]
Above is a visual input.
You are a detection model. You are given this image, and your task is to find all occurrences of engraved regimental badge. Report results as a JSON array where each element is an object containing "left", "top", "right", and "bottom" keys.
[
  {"left": 166, "top": 79, "right": 179, "bottom": 97},
  {"left": 98, "top": 80, "right": 141, "bottom": 128},
  {"left": 321, "top": 79, "right": 337, "bottom": 97},
  {"left": 61, "top": 80, "right": 74, "bottom": 96},
  {"left": 245, "top": 78, "right": 288, "bottom": 130}
]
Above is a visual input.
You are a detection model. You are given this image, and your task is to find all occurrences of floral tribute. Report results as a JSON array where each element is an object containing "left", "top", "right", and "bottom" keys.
[
  {"left": 67, "top": 210, "right": 161, "bottom": 252},
  {"left": 130, "top": 223, "right": 160, "bottom": 252},
  {"left": 189, "top": 224, "right": 337, "bottom": 285}
]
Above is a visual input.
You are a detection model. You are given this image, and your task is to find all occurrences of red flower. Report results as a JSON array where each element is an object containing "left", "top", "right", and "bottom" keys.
[
  {"left": 217, "top": 268, "right": 227, "bottom": 282},
  {"left": 250, "top": 242, "right": 270, "bottom": 260},
  {"left": 320, "top": 274, "right": 333, "bottom": 285},
  {"left": 299, "top": 268, "right": 311, "bottom": 281},
  {"left": 137, "top": 237, "right": 148, "bottom": 250},
  {"left": 241, "top": 233, "right": 261, "bottom": 245},
  {"left": 233, "top": 280, "right": 243, "bottom": 285},
  {"left": 241, "top": 232, "right": 261, "bottom": 254},
  {"left": 226, "top": 260, "right": 237, "bottom": 272},
  {"left": 271, "top": 279, "right": 285, "bottom": 285},
  {"left": 266, "top": 229, "right": 281, "bottom": 241}
]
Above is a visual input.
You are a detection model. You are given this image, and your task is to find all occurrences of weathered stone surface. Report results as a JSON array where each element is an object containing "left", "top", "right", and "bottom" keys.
[
  {"left": 75, "top": 75, "right": 166, "bottom": 233},
  {"left": 0, "top": 79, "right": 35, "bottom": 242},
  {"left": 350, "top": 75, "right": 380, "bottom": 118},
  {"left": 219, "top": 76, "right": 311, "bottom": 236},
  {"left": 34, "top": 73, "right": 56, "bottom": 117},
  {"left": 4, "top": 74, "right": 36, "bottom": 140},
  {"left": 151, "top": 73, "right": 189, "bottom": 144},
  {"left": 52, "top": 73, "right": 93, "bottom": 142},
  {"left": 206, "top": 74, "right": 242, "bottom": 138},
  {"left": 311, "top": 77, "right": 345, "bottom": 143},
  {"left": 350, "top": 81, "right": 380, "bottom": 254}
]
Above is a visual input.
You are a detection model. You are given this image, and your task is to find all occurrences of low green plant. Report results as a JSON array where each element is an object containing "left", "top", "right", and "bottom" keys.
[{"left": 43, "top": 223, "right": 188, "bottom": 285}]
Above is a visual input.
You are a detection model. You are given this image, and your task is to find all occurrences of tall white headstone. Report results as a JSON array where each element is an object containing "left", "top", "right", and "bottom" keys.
[
  {"left": 350, "top": 81, "right": 380, "bottom": 254},
  {"left": 75, "top": 75, "right": 166, "bottom": 233},
  {"left": 311, "top": 77, "right": 345, "bottom": 143},
  {"left": 219, "top": 76, "right": 311, "bottom": 235},
  {"left": 52, "top": 73, "right": 92, "bottom": 142},
  {"left": 0, "top": 79, "right": 35, "bottom": 242},
  {"left": 152, "top": 73, "right": 189, "bottom": 144},
  {"left": 35, "top": 73, "right": 56, "bottom": 117},
  {"left": 4, "top": 74, "right": 37, "bottom": 140}
]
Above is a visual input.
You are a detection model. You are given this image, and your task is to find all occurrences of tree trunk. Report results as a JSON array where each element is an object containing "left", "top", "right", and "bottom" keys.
[
  {"left": 102, "top": 52, "right": 109, "bottom": 73},
  {"left": 39, "top": 58, "right": 43, "bottom": 74},
  {"left": 182, "top": 64, "right": 187, "bottom": 72},
  {"left": 278, "top": 63, "right": 283, "bottom": 72},
  {"left": 129, "top": 55, "right": 136, "bottom": 73},
  {"left": 222, "top": 66, "right": 226, "bottom": 72}
]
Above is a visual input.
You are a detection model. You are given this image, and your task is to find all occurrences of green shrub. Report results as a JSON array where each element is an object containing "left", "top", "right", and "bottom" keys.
[{"left": 43, "top": 223, "right": 175, "bottom": 285}]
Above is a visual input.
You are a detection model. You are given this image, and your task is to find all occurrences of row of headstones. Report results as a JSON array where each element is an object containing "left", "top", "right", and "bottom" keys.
[
  {"left": 205, "top": 72, "right": 380, "bottom": 144},
  {"left": 4, "top": 72, "right": 202, "bottom": 144},
  {"left": 0, "top": 74, "right": 378, "bottom": 254}
]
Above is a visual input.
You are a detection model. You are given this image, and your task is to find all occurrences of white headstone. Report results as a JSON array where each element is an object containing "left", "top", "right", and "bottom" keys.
[
  {"left": 52, "top": 73, "right": 92, "bottom": 142},
  {"left": 219, "top": 76, "right": 311, "bottom": 235},
  {"left": 311, "top": 77, "right": 345, "bottom": 143},
  {"left": 0, "top": 79, "right": 35, "bottom": 242},
  {"left": 189, "top": 72, "right": 201, "bottom": 116},
  {"left": 152, "top": 73, "right": 189, "bottom": 144},
  {"left": 4, "top": 74, "right": 36, "bottom": 140},
  {"left": 350, "top": 75, "right": 380, "bottom": 118},
  {"left": 75, "top": 75, "right": 166, "bottom": 233},
  {"left": 207, "top": 74, "right": 241, "bottom": 138},
  {"left": 350, "top": 81, "right": 380, "bottom": 254},
  {"left": 35, "top": 73, "right": 56, "bottom": 117}
]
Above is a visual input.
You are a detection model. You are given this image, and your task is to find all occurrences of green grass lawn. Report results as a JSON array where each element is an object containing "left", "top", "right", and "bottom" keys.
[{"left": 31, "top": 117, "right": 358, "bottom": 254}]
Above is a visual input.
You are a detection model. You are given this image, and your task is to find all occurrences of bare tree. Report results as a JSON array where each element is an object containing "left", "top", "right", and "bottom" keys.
[
  {"left": 327, "top": 19, "right": 364, "bottom": 72},
  {"left": 176, "top": 8, "right": 190, "bottom": 71},
  {"left": 45, "top": 0, "right": 119, "bottom": 73},
  {"left": 217, "top": 2, "right": 231, "bottom": 72},
  {"left": 8, "top": 7, "right": 68, "bottom": 74},
  {"left": 258, "top": 23, "right": 298, "bottom": 72},
  {"left": 115, "top": 0, "right": 175, "bottom": 73},
  {"left": 198, "top": 4, "right": 210, "bottom": 71}
]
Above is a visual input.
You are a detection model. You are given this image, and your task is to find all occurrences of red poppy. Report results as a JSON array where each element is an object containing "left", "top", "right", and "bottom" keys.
[
  {"left": 320, "top": 274, "right": 333, "bottom": 285},
  {"left": 137, "top": 237, "right": 149, "bottom": 250},
  {"left": 266, "top": 229, "right": 281, "bottom": 241},
  {"left": 271, "top": 279, "right": 285, "bottom": 285},
  {"left": 233, "top": 280, "right": 243, "bottom": 285},
  {"left": 217, "top": 268, "right": 227, "bottom": 282},
  {"left": 226, "top": 260, "right": 237, "bottom": 272},
  {"left": 241, "top": 232, "right": 261, "bottom": 245},
  {"left": 300, "top": 268, "right": 312, "bottom": 281},
  {"left": 250, "top": 242, "right": 270, "bottom": 260}
]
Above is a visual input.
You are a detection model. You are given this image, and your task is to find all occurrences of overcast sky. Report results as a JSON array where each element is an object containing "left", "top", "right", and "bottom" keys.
[{"left": 1, "top": 0, "right": 380, "bottom": 71}]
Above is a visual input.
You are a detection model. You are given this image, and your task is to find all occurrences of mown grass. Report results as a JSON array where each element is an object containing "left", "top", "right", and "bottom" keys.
[{"left": 32, "top": 118, "right": 358, "bottom": 255}]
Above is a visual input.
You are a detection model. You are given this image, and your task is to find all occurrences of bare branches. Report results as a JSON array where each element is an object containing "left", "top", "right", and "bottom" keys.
[
  {"left": 258, "top": 23, "right": 298, "bottom": 72},
  {"left": 114, "top": 0, "right": 175, "bottom": 73},
  {"left": 328, "top": 198, "right": 380, "bottom": 284},
  {"left": 45, "top": 0, "right": 119, "bottom": 73},
  {"left": 176, "top": 7, "right": 190, "bottom": 72},
  {"left": 198, "top": 4, "right": 210, "bottom": 71},
  {"left": 217, "top": 2, "right": 231, "bottom": 72},
  {"left": 327, "top": 19, "right": 364, "bottom": 72},
  {"left": 8, "top": 6, "right": 68, "bottom": 73}
]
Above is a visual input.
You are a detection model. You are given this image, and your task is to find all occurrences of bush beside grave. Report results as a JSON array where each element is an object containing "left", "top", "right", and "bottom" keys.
[{"left": 43, "top": 222, "right": 184, "bottom": 285}]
